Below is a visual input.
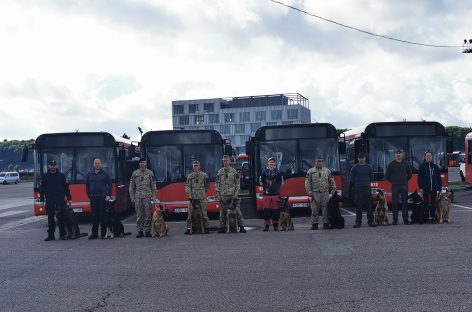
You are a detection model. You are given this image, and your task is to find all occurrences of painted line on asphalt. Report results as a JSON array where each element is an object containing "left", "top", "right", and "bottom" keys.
[
  {"left": 452, "top": 204, "right": 472, "bottom": 210},
  {"left": 0, "top": 199, "right": 33, "bottom": 211},
  {"left": 340, "top": 208, "right": 356, "bottom": 216},
  {"left": 0, "top": 210, "right": 25, "bottom": 218},
  {"left": 0, "top": 215, "right": 47, "bottom": 232}
]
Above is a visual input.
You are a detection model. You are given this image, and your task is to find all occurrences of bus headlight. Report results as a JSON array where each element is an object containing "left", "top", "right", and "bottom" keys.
[
  {"left": 256, "top": 193, "right": 263, "bottom": 200},
  {"left": 207, "top": 196, "right": 217, "bottom": 202},
  {"left": 371, "top": 188, "right": 384, "bottom": 195}
]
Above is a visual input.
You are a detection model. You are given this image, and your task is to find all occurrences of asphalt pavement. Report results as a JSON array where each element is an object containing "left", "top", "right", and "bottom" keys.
[{"left": 1, "top": 182, "right": 472, "bottom": 311}]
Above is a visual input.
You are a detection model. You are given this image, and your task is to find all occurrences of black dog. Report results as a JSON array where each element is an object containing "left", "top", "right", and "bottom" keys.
[
  {"left": 104, "top": 201, "right": 131, "bottom": 238},
  {"left": 327, "top": 192, "right": 344, "bottom": 229},
  {"left": 408, "top": 190, "right": 423, "bottom": 224},
  {"left": 61, "top": 205, "right": 87, "bottom": 240}
]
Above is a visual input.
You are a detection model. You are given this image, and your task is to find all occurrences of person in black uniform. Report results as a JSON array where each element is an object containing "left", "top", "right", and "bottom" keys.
[{"left": 40, "top": 160, "right": 72, "bottom": 241}]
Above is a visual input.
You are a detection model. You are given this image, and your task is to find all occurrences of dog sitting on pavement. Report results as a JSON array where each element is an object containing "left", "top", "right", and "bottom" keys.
[
  {"left": 278, "top": 197, "right": 294, "bottom": 231},
  {"left": 374, "top": 190, "right": 389, "bottom": 225},
  {"left": 408, "top": 190, "right": 423, "bottom": 224},
  {"left": 58, "top": 204, "right": 87, "bottom": 240},
  {"left": 187, "top": 199, "right": 206, "bottom": 234},
  {"left": 151, "top": 206, "right": 170, "bottom": 237},
  {"left": 103, "top": 200, "right": 131, "bottom": 239},
  {"left": 436, "top": 191, "right": 452, "bottom": 224},
  {"left": 327, "top": 191, "right": 344, "bottom": 229}
]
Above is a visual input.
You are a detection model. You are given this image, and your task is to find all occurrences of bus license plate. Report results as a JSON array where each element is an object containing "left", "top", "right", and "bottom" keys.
[
  {"left": 292, "top": 203, "right": 308, "bottom": 208},
  {"left": 73, "top": 208, "right": 83, "bottom": 213},
  {"left": 174, "top": 208, "right": 188, "bottom": 213}
]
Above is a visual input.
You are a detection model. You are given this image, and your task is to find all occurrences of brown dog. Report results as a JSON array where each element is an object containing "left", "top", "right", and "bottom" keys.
[
  {"left": 278, "top": 197, "right": 294, "bottom": 231},
  {"left": 374, "top": 191, "right": 389, "bottom": 225},
  {"left": 436, "top": 192, "right": 452, "bottom": 224},
  {"left": 151, "top": 208, "right": 170, "bottom": 237}
]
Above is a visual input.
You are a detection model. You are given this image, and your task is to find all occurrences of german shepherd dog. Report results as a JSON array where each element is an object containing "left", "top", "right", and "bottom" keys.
[
  {"left": 223, "top": 198, "right": 239, "bottom": 233},
  {"left": 151, "top": 207, "right": 170, "bottom": 237},
  {"left": 327, "top": 192, "right": 344, "bottom": 229},
  {"left": 278, "top": 197, "right": 294, "bottom": 231},
  {"left": 436, "top": 191, "right": 452, "bottom": 224},
  {"left": 189, "top": 199, "right": 205, "bottom": 234},
  {"left": 408, "top": 190, "right": 423, "bottom": 224},
  {"left": 104, "top": 200, "right": 131, "bottom": 239},
  {"left": 58, "top": 204, "right": 88, "bottom": 240},
  {"left": 374, "top": 190, "right": 389, "bottom": 225}
]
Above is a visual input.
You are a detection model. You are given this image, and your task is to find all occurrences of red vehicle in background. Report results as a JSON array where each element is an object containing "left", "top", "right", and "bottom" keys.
[
  {"left": 140, "top": 130, "right": 232, "bottom": 215},
  {"left": 447, "top": 151, "right": 464, "bottom": 167},
  {"left": 343, "top": 121, "right": 449, "bottom": 204},
  {"left": 246, "top": 123, "right": 344, "bottom": 211},
  {"left": 25, "top": 132, "right": 139, "bottom": 216}
]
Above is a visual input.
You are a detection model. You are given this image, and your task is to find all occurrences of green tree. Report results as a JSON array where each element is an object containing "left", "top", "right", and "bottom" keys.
[{"left": 122, "top": 133, "right": 130, "bottom": 139}]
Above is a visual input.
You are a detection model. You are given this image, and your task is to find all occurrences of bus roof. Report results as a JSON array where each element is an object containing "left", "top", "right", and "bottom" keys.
[
  {"left": 34, "top": 132, "right": 133, "bottom": 148},
  {"left": 253, "top": 123, "right": 338, "bottom": 141},
  {"left": 344, "top": 121, "right": 446, "bottom": 140},
  {"left": 141, "top": 129, "right": 224, "bottom": 146}
]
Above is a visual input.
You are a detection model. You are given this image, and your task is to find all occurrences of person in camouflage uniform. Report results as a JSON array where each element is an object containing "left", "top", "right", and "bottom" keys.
[
  {"left": 215, "top": 155, "right": 246, "bottom": 233},
  {"left": 185, "top": 160, "right": 211, "bottom": 234},
  {"left": 129, "top": 158, "right": 157, "bottom": 238},
  {"left": 305, "top": 156, "right": 336, "bottom": 230}
]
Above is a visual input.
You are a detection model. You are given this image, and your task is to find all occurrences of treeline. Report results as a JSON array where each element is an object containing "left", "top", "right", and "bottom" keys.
[
  {"left": 445, "top": 126, "right": 472, "bottom": 151},
  {"left": 0, "top": 139, "right": 34, "bottom": 171}
]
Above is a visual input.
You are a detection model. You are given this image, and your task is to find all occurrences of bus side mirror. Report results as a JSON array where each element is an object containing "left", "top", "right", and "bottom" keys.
[
  {"left": 128, "top": 145, "right": 136, "bottom": 158},
  {"left": 224, "top": 145, "right": 232, "bottom": 157},
  {"left": 118, "top": 149, "right": 125, "bottom": 161},
  {"left": 21, "top": 146, "right": 29, "bottom": 162},
  {"left": 245, "top": 141, "right": 252, "bottom": 155},
  {"left": 338, "top": 142, "right": 346, "bottom": 155}
]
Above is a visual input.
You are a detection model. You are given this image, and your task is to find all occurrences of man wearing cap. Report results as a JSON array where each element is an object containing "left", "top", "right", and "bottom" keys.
[
  {"left": 305, "top": 156, "right": 336, "bottom": 230},
  {"left": 185, "top": 160, "right": 211, "bottom": 234},
  {"left": 39, "top": 160, "right": 72, "bottom": 241},
  {"left": 350, "top": 152, "right": 376, "bottom": 228},
  {"left": 215, "top": 155, "right": 246, "bottom": 233},
  {"left": 86, "top": 158, "right": 112, "bottom": 239},
  {"left": 259, "top": 157, "right": 283, "bottom": 231},
  {"left": 129, "top": 158, "right": 157, "bottom": 238},
  {"left": 386, "top": 149, "right": 412, "bottom": 225}
]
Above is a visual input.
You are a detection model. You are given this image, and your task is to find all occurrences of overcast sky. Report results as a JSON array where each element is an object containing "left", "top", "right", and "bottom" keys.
[{"left": 1, "top": 0, "right": 471, "bottom": 140}]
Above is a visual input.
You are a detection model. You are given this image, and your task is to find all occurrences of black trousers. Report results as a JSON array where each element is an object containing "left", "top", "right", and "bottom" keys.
[
  {"left": 423, "top": 191, "right": 437, "bottom": 221},
  {"left": 354, "top": 188, "right": 374, "bottom": 224},
  {"left": 90, "top": 197, "right": 106, "bottom": 236},
  {"left": 392, "top": 184, "right": 409, "bottom": 223},
  {"left": 46, "top": 196, "right": 66, "bottom": 237}
]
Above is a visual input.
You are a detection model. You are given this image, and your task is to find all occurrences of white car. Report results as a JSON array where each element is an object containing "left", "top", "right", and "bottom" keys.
[
  {"left": 460, "top": 162, "right": 465, "bottom": 181},
  {"left": 0, "top": 172, "right": 20, "bottom": 184}
]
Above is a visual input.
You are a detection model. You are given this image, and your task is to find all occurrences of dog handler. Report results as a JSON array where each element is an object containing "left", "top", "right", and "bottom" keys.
[
  {"left": 40, "top": 160, "right": 71, "bottom": 241},
  {"left": 386, "top": 149, "right": 412, "bottom": 225},
  {"left": 129, "top": 158, "right": 157, "bottom": 238},
  {"left": 215, "top": 155, "right": 246, "bottom": 233},
  {"left": 185, "top": 160, "right": 211, "bottom": 234},
  {"left": 86, "top": 158, "right": 112, "bottom": 239},
  {"left": 418, "top": 150, "right": 442, "bottom": 224},
  {"left": 259, "top": 157, "right": 283, "bottom": 231},
  {"left": 350, "top": 152, "right": 376, "bottom": 228}
]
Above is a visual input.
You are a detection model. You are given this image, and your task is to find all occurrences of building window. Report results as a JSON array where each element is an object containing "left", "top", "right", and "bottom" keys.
[
  {"left": 239, "top": 135, "right": 248, "bottom": 145},
  {"left": 282, "top": 121, "right": 293, "bottom": 125},
  {"left": 204, "top": 102, "right": 214, "bottom": 113},
  {"left": 179, "top": 115, "right": 189, "bottom": 125},
  {"left": 265, "top": 122, "right": 278, "bottom": 126},
  {"left": 209, "top": 114, "right": 219, "bottom": 123},
  {"left": 174, "top": 105, "right": 184, "bottom": 115},
  {"left": 220, "top": 124, "right": 231, "bottom": 134},
  {"left": 189, "top": 104, "right": 199, "bottom": 114},
  {"left": 224, "top": 113, "right": 235, "bottom": 123},
  {"left": 287, "top": 109, "right": 298, "bottom": 119},
  {"left": 255, "top": 111, "right": 266, "bottom": 121},
  {"left": 271, "top": 110, "right": 282, "bottom": 121},
  {"left": 235, "top": 124, "right": 245, "bottom": 134},
  {"left": 204, "top": 125, "right": 214, "bottom": 130},
  {"left": 239, "top": 111, "right": 250, "bottom": 122},
  {"left": 250, "top": 123, "right": 261, "bottom": 133},
  {"left": 194, "top": 115, "right": 204, "bottom": 125}
]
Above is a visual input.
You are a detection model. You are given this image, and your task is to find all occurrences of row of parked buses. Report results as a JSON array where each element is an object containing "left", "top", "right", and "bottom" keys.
[{"left": 24, "top": 121, "right": 452, "bottom": 216}]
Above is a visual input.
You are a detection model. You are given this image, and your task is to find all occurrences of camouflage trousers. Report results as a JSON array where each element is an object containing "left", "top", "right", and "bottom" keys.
[
  {"left": 135, "top": 197, "right": 152, "bottom": 233},
  {"left": 310, "top": 191, "right": 329, "bottom": 225},
  {"left": 219, "top": 195, "right": 244, "bottom": 227},
  {"left": 186, "top": 199, "right": 210, "bottom": 229}
]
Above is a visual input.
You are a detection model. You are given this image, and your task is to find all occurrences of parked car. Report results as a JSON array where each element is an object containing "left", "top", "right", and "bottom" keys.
[{"left": 0, "top": 172, "right": 20, "bottom": 184}]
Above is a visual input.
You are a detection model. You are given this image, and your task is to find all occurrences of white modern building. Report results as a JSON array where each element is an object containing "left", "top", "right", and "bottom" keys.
[{"left": 172, "top": 93, "right": 311, "bottom": 154}]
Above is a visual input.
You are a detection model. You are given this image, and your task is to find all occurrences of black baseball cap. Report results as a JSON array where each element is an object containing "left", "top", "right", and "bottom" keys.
[
  {"left": 395, "top": 149, "right": 403, "bottom": 154},
  {"left": 48, "top": 160, "right": 57, "bottom": 166}
]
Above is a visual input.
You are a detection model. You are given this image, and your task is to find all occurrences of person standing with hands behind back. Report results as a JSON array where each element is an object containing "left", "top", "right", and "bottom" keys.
[
  {"left": 418, "top": 150, "right": 442, "bottom": 224},
  {"left": 386, "top": 149, "right": 412, "bottom": 225}
]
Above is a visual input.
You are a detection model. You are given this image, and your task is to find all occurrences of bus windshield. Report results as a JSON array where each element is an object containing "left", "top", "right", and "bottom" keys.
[
  {"left": 147, "top": 144, "right": 222, "bottom": 184},
  {"left": 258, "top": 141, "right": 297, "bottom": 177},
  {"left": 410, "top": 137, "right": 446, "bottom": 170},
  {"left": 299, "top": 138, "right": 340, "bottom": 173},
  {"left": 38, "top": 147, "right": 116, "bottom": 183}
]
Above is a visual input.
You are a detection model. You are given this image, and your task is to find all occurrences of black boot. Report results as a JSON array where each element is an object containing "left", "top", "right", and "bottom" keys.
[
  {"left": 145, "top": 231, "right": 152, "bottom": 238},
  {"left": 136, "top": 232, "right": 144, "bottom": 238},
  {"left": 311, "top": 224, "right": 318, "bottom": 230},
  {"left": 262, "top": 225, "right": 269, "bottom": 232},
  {"left": 353, "top": 223, "right": 361, "bottom": 228},
  {"left": 239, "top": 226, "right": 246, "bottom": 233},
  {"left": 323, "top": 223, "right": 329, "bottom": 229},
  {"left": 217, "top": 227, "right": 226, "bottom": 234},
  {"left": 184, "top": 228, "right": 192, "bottom": 235},
  {"left": 44, "top": 235, "right": 55, "bottom": 241}
]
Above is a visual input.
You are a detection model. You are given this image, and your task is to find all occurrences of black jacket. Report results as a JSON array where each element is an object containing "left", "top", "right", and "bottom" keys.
[
  {"left": 418, "top": 161, "right": 442, "bottom": 192},
  {"left": 386, "top": 160, "right": 412, "bottom": 185},
  {"left": 39, "top": 170, "right": 71, "bottom": 201},
  {"left": 259, "top": 167, "right": 283, "bottom": 195}
]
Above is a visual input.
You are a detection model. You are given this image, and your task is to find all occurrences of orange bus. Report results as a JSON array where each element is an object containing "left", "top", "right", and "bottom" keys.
[
  {"left": 343, "top": 121, "right": 449, "bottom": 204},
  {"left": 246, "top": 123, "right": 344, "bottom": 211},
  {"left": 26, "top": 132, "right": 139, "bottom": 216},
  {"left": 140, "top": 130, "right": 233, "bottom": 215}
]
